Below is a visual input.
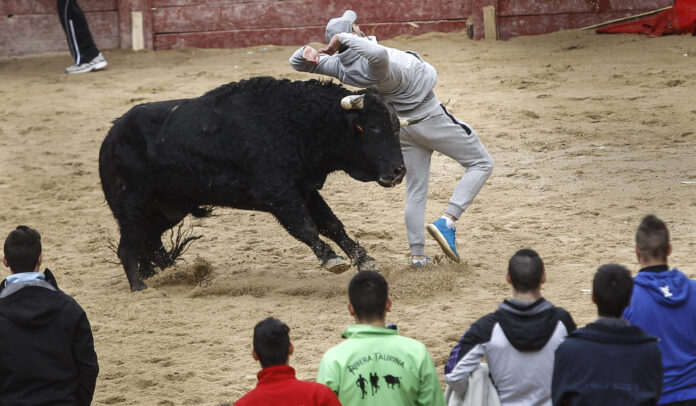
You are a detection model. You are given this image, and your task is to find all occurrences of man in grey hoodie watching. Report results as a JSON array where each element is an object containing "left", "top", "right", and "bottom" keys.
[
  {"left": 290, "top": 10, "right": 494, "bottom": 267},
  {"left": 445, "top": 249, "right": 576, "bottom": 405}
]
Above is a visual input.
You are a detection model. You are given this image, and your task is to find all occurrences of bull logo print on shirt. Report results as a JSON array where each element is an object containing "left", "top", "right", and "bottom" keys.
[
  {"left": 347, "top": 352, "right": 406, "bottom": 398},
  {"left": 384, "top": 375, "right": 401, "bottom": 389}
]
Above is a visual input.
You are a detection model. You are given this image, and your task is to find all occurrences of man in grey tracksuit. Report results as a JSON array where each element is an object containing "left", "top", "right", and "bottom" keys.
[{"left": 289, "top": 10, "right": 493, "bottom": 266}]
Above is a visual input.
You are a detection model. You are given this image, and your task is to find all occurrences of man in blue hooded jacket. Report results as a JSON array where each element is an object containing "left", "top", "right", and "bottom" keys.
[{"left": 623, "top": 215, "right": 696, "bottom": 406}]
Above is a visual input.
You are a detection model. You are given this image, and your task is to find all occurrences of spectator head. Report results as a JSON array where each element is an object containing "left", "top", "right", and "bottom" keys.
[
  {"left": 635, "top": 215, "right": 671, "bottom": 265},
  {"left": 592, "top": 264, "right": 633, "bottom": 318},
  {"left": 507, "top": 249, "right": 545, "bottom": 293},
  {"left": 348, "top": 271, "right": 391, "bottom": 323},
  {"left": 3, "top": 226, "right": 42, "bottom": 274},
  {"left": 252, "top": 317, "right": 293, "bottom": 368}
]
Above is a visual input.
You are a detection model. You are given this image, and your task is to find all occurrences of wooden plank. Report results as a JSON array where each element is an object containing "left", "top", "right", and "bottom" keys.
[
  {"left": 472, "top": 0, "right": 497, "bottom": 40},
  {"left": 118, "top": 0, "right": 153, "bottom": 50},
  {"left": 483, "top": 5, "right": 497, "bottom": 40},
  {"left": 151, "top": 0, "right": 469, "bottom": 34},
  {"left": 153, "top": 20, "right": 467, "bottom": 50},
  {"left": 0, "top": 12, "right": 119, "bottom": 57},
  {"left": 497, "top": 11, "right": 659, "bottom": 39},
  {"left": 0, "top": 0, "right": 117, "bottom": 15},
  {"left": 578, "top": 6, "right": 671, "bottom": 30},
  {"left": 497, "top": 0, "right": 673, "bottom": 17},
  {"left": 131, "top": 11, "right": 144, "bottom": 50}
]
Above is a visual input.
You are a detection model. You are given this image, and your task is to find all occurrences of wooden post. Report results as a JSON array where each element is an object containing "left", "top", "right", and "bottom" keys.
[
  {"left": 118, "top": 0, "right": 153, "bottom": 50},
  {"left": 131, "top": 11, "right": 144, "bottom": 50},
  {"left": 483, "top": 5, "right": 497, "bottom": 40}
]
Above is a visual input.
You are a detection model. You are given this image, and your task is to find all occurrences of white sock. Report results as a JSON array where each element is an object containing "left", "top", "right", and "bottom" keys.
[{"left": 441, "top": 216, "right": 455, "bottom": 229}]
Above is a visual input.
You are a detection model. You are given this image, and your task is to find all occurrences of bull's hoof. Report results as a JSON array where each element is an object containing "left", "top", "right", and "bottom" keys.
[
  {"left": 130, "top": 280, "right": 148, "bottom": 292},
  {"left": 324, "top": 257, "right": 351, "bottom": 274},
  {"left": 357, "top": 259, "right": 380, "bottom": 272}
]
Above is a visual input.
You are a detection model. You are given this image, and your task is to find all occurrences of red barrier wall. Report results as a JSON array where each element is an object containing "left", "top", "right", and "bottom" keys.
[
  {"left": 0, "top": 0, "right": 120, "bottom": 57},
  {"left": 0, "top": 0, "right": 675, "bottom": 57}
]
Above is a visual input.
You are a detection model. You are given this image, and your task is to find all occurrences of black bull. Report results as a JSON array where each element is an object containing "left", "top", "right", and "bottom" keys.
[{"left": 99, "top": 77, "right": 410, "bottom": 292}]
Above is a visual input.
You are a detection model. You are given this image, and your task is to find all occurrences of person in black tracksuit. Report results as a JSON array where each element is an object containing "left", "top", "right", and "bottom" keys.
[
  {"left": 445, "top": 249, "right": 576, "bottom": 406},
  {"left": 56, "top": 0, "right": 107, "bottom": 73},
  {"left": 0, "top": 226, "right": 99, "bottom": 406},
  {"left": 552, "top": 264, "right": 663, "bottom": 406}
]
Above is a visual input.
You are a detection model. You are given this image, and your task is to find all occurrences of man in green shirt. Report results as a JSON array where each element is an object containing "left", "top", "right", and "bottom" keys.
[{"left": 317, "top": 271, "right": 446, "bottom": 405}]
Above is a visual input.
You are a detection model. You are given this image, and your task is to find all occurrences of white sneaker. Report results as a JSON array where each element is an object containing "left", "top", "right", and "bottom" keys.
[
  {"left": 65, "top": 53, "right": 108, "bottom": 74},
  {"left": 411, "top": 256, "right": 433, "bottom": 267}
]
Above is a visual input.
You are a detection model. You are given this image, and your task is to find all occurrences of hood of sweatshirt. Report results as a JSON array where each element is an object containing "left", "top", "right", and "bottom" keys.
[
  {"left": 634, "top": 268, "right": 692, "bottom": 308},
  {"left": 0, "top": 270, "right": 64, "bottom": 328},
  {"left": 495, "top": 298, "right": 565, "bottom": 351}
]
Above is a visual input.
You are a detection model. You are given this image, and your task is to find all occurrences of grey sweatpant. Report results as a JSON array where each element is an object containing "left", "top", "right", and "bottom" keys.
[{"left": 400, "top": 103, "right": 493, "bottom": 256}]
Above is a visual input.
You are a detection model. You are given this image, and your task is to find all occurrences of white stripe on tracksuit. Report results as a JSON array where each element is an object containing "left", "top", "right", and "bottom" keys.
[{"left": 63, "top": 0, "right": 82, "bottom": 64}]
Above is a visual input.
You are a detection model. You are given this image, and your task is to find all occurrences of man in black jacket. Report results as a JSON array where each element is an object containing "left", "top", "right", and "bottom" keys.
[
  {"left": 444, "top": 249, "right": 576, "bottom": 405},
  {"left": 0, "top": 226, "right": 99, "bottom": 406},
  {"left": 552, "top": 264, "right": 663, "bottom": 406}
]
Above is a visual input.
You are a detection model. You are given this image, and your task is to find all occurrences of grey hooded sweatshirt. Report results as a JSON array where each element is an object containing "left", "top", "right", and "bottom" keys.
[{"left": 289, "top": 33, "right": 440, "bottom": 118}]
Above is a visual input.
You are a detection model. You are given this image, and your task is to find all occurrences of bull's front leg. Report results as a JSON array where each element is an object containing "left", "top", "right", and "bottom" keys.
[
  {"left": 303, "top": 190, "right": 378, "bottom": 272},
  {"left": 117, "top": 234, "right": 148, "bottom": 292},
  {"left": 269, "top": 196, "right": 351, "bottom": 274}
]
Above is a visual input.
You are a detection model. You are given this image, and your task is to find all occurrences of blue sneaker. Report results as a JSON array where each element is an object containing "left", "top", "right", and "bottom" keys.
[{"left": 426, "top": 218, "right": 460, "bottom": 262}]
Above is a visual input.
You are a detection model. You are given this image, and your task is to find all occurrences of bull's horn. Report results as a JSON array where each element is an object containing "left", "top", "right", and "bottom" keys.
[
  {"left": 399, "top": 116, "right": 426, "bottom": 127},
  {"left": 341, "top": 95, "right": 365, "bottom": 110}
]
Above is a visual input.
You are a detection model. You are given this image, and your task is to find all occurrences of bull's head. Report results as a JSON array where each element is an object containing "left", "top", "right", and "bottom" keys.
[{"left": 340, "top": 92, "right": 407, "bottom": 188}]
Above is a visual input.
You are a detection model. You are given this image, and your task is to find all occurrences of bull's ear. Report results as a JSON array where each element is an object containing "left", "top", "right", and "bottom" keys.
[{"left": 341, "top": 95, "right": 365, "bottom": 110}]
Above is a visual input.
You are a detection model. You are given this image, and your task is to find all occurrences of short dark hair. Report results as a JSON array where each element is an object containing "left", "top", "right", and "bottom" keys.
[
  {"left": 348, "top": 271, "right": 388, "bottom": 321},
  {"left": 508, "top": 249, "right": 544, "bottom": 292},
  {"left": 3, "top": 226, "right": 42, "bottom": 273},
  {"left": 593, "top": 264, "right": 634, "bottom": 318},
  {"left": 253, "top": 317, "right": 290, "bottom": 368},
  {"left": 636, "top": 215, "right": 670, "bottom": 262}
]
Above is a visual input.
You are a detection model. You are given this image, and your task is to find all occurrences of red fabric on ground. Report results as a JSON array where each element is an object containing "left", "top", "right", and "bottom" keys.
[{"left": 596, "top": 0, "right": 696, "bottom": 36}]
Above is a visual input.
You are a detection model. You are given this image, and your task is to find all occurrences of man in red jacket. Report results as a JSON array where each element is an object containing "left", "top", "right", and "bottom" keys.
[{"left": 234, "top": 317, "right": 341, "bottom": 406}]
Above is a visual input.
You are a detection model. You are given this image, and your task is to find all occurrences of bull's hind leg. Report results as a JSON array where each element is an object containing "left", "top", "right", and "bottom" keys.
[
  {"left": 141, "top": 205, "right": 189, "bottom": 274},
  {"left": 270, "top": 196, "right": 351, "bottom": 274},
  {"left": 304, "top": 190, "right": 378, "bottom": 272}
]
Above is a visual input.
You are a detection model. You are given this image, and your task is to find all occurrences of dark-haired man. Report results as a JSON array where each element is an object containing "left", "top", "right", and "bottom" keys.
[
  {"left": 0, "top": 226, "right": 99, "bottom": 406},
  {"left": 317, "top": 271, "right": 445, "bottom": 405},
  {"left": 623, "top": 215, "right": 696, "bottom": 406},
  {"left": 552, "top": 264, "right": 663, "bottom": 406},
  {"left": 234, "top": 317, "right": 340, "bottom": 405},
  {"left": 290, "top": 10, "right": 493, "bottom": 267},
  {"left": 445, "top": 249, "right": 576, "bottom": 406}
]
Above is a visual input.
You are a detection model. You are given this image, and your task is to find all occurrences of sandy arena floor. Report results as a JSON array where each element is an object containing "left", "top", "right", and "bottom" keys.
[{"left": 1, "top": 29, "right": 695, "bottom": 405}]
